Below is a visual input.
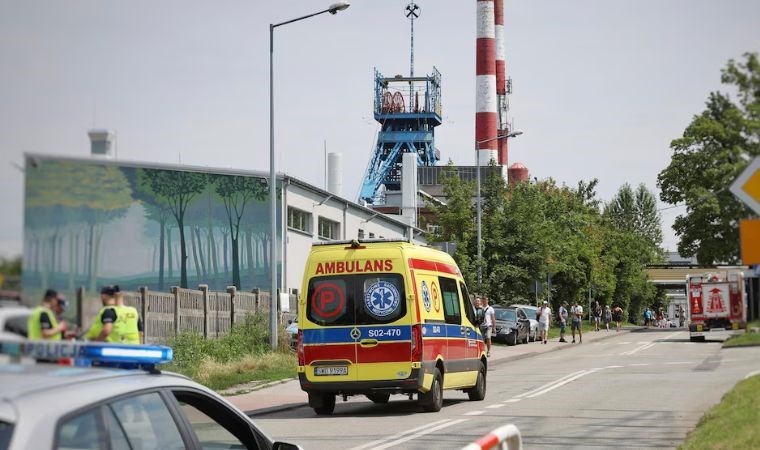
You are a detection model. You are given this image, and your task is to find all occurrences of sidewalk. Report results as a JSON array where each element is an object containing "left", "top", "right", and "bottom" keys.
[{"left": 225, "top": 327, "right": 636, "bottom": 415}]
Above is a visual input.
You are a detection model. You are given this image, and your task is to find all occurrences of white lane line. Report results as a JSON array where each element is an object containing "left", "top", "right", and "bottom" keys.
[
  {"left": 486, "top": 404, "right": 505, "bottom": 409},
  {"left": 629, "top": 363, "right": 650, "bottom": 367},
  {"left": 604, "top": 365, "right": 624, "bottom": 369},
  {"left": 464, "top": 410, "right": 485, "bottom": 416},
  {"left": 348, "top": 419, "right": 451, "bottom": 450},
  {"left": 503, "top": 398, "right": 521, "bottom": 403},
  {"left": 372, "top": 419, "right": 468, "bottom": 449},
  {"left": 526, "top": 368, "right": 602, "bottom": 398},
  {"left": 665, "top": 361, "right": 692, "bottom": 365},
  {"left": 621, "top": 342, "right": 656, "bottom": 355},
  {"left": 615, "top": 341, "right": 632, "bottom": 345},
  {"left": 745, "top": 370, "right": 760, "bottom": 380},
  {"left": 514, "top": 370, "right": 588, "bottom": 398}
]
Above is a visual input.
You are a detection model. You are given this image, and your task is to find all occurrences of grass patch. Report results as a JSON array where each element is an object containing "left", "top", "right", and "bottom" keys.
[
  {"left": 723, "top": 322, "right": 760, "bottom": 348},
  {"left": 165, "top": 313, "right": 297, "bottom": 391},
  {"left": 547, "top": 321, "right": 604, "bottom": 340},
  {"left": 679, "top": 375, "right": 760, "bottom": 450}
]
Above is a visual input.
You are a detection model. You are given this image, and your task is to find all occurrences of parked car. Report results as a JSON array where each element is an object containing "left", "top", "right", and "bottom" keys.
[
  {"left": 510, "top": 304, "right": 539, "bottom": 342},
  {"left": 493, "top": 306, "right": 530, "bottom": 346},
  {"left": 0, "top": 306, "right": 30, "bottom": 341}
]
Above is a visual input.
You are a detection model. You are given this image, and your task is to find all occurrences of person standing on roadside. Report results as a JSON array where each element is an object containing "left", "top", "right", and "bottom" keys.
[
  {"left": 538, "top": 300, "right": 551, "bottom": 344},
  {"left": 113, "top": 286, "right": 144, "bottom": 344},
  {"left": 27, "top": 289, "right": 68, "bottom": 340},
  {"left": 612, "top": 305, "right": 624, "bottom": 331},
  {"left": 571, "top": 301, "right": 583, "bottom": 343},
  {"left": 85, "top": 286, "right": 120, "bottom": 342},
  {"left": 481, "top": 296, "right": 496, "bottom": 357},
  {"left": 603, "top": 305, "right": 612, "bottom": 331},
  {"left": 558, "top": 302, "right": 569, "bottom": 343},
  {"left": 593, "top": 301, "right": 602, "bottom": 331}
]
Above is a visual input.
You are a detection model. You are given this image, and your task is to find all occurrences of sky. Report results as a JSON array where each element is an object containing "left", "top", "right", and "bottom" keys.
[{"left": 1, "top": 0, "right": 759, "bottom": 258}]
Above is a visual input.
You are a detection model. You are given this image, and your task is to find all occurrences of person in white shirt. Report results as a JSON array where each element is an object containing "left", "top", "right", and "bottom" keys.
[
  {"left": 558, "top": 302, "right": 569, "bottom": 342},
  {"left": 538, "top": 301, "right": 552, "bottom": 344},
  {"left": 571, "top": 301, "right": 583, "bottom": 343},
  {"left": 481, "top": 296, "right": 495, "bottom": 357}
]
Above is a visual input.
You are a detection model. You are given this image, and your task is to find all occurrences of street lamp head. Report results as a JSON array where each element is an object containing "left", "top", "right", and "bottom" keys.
[
  {"left": 507, "top": 129, "right": 524, "bottom": 138},
  {"left": 328, "top": 2, "right": 350, "bottom": 14}
]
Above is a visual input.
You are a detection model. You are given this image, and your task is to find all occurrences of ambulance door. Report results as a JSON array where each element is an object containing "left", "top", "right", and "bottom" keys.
[
  {"left": 303, "top": 276, "right": 358, "bottom": 383},
  {"left": 355, "top": 273, "right": 413, "bottom": 381},
  {"left": 439, "top": 276, "right": 468, "bottom": 388},
  {"left": 459, "top": 281, "right": 481, "bottom": 362}
]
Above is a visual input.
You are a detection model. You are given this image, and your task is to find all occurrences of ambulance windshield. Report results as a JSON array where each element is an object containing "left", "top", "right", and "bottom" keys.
[{"left": 307, "top": 274, "right": 407, "bottom": 326}]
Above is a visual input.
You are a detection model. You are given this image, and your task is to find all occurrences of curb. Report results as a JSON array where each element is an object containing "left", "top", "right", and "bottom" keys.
[{"left": 245, "top": 401, "right": 307, "bottom": 417}]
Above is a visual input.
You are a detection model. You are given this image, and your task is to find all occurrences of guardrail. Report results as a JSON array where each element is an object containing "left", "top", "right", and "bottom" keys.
[{"left": 461, "top": 424, "right": 522, "bottom": 450}]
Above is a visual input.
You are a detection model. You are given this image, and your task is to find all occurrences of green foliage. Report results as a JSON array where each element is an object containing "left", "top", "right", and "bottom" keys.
[
  {"left": 0, "top": 256, "right": 22, "bottom": 276},
  {"left": 657, "top": 52, "right": 760, "bottom": 265}
]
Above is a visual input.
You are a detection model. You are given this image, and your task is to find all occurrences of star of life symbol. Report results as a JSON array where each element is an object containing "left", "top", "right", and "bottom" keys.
[
  {"left": 364, "top": 281, "right": 400, "bottom": 318},
  {"left": 421, "top": 281, "right": 431, "bottom": 312},
  {"left": 350, "top": 327, "right": 361, "bottom": 340}
]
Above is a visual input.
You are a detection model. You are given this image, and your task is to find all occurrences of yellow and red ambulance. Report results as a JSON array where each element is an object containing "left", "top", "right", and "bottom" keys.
[{"left": 297, "top": 239, "right": 486, "bottom": 415}]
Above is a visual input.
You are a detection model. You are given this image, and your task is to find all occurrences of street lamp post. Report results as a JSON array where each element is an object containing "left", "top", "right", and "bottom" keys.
[
  {"left": 475, "top": 129, "right": 523, "bottom": 290},
  {"left": 269, "top": 2, "right": 350, "bottom": 350}
]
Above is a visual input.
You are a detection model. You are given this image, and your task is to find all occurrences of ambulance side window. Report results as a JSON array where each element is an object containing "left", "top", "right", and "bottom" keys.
[
  {"left": 460, "top": 282, "right": 477, "bottom": 325},
  {"left": 439, "top": 277, "right": 461, "bottom": 325}
]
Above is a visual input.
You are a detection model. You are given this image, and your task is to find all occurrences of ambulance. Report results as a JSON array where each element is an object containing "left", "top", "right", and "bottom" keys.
[{"left": 297, "top": 239, "right": 487, "bottom": 415}]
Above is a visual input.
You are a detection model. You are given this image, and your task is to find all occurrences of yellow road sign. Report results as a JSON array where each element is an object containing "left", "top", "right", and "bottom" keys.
[
  {"left": 731, "top": 156, "right": 760, "bottom": 214},
  {"left": 739, "top": 219, "right": 760, "bottom": 265}
]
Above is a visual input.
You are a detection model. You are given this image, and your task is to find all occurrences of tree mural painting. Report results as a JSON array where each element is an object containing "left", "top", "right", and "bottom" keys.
[
  {"left": 133, "top": 170, "right": 172, "bottom": 290},
  {"left": 214, "top": 175, "right": 268, "bottom": 288},
  {"left": 138, "top": 169, "right": 206, "bottom": 288}
]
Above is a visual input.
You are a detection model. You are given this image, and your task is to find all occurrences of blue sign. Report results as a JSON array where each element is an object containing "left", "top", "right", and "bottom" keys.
[
  {"left": 421, "top": 280, "right": 431, "bottom": 312},
  {"left": 365, "top": 281, "right": 401, "bottom": 318}
]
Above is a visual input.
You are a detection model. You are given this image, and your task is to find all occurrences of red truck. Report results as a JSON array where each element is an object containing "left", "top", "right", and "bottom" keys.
[{"left": 686, "top": 270, "right": 747, "bottom": 341}]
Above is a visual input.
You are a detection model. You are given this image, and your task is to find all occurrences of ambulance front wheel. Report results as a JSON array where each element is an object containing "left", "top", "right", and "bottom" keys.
[
  {"left": 466, "top": 362, "right": 486, "bottom": 401},
  {"left": 310, "top": 392, "right": 336, "bottom": 415},
  {"left": 420, "top": 368, "right": 443, "bottom": 412}
]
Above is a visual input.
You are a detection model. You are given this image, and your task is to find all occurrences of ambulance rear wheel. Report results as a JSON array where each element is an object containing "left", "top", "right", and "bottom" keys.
[
  {"left": 420, "top": 368, "right": 443, "bottom": 412},
  {"left": 313, "top": 393, "right": 336, "bottom": 415},
  {"left": 467, "top": 362, "right": 486, "bottom": 401},
  {"left": 366, "top": 393, "right": 390, "bottom": 404}
]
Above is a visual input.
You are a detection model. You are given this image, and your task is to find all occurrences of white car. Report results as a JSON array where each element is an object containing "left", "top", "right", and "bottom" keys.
[
  {"left": 0, "top": 340, "right": 302, "bottom": 450},
  {"left": 0, "top": 307, "right": 30, "bottom": 341},
  {"left": 510, "top": 304, "right": 539, "bottom": 342}
]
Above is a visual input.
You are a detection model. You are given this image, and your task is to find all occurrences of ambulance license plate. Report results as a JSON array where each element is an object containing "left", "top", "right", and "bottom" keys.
[
  {"left": 696, "top": 324, "right": 703, "bottom": 332},
  {"left": 315, "top": 366, "right": 348, "bottom": 376}
]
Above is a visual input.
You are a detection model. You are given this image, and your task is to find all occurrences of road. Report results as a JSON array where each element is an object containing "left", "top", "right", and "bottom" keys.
[{"left": 254, "top": 329, "right": 760, "bottom": 449}]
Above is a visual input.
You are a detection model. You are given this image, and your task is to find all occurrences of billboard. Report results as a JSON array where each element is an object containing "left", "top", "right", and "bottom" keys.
[{"left": 22, "top": 155, "right": 280, "bottom": 306}]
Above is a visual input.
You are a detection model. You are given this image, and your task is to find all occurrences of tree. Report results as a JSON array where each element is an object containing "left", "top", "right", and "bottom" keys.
[
  {"left": 657, "top": 53, "right": 760, "bottom": 265},
  {"left": 138, "top": 169, "right": 206, "bottom": 288},
  {"left": 605, "top": 183, "right": 663, "bottom": 253},
  {"left": 214, "top": 174, "right": 268, "bottom": 288}
]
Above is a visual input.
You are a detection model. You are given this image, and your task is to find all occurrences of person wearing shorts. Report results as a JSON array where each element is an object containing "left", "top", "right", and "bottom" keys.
[
  {"left": 571, "top": 301, "right": 583, "bottom": 343},
  {"left": 481, "top": 296, "right": 495, "bottom": 357},
  {"left": 558, "top": 302, "right": 568, "bottom": 343},
  {"left": 538, "top": 301, "right": 551, "bottom": 344}
]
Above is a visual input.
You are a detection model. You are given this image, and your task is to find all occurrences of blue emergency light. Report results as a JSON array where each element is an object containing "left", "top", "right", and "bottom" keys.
[{"left": 0, "top": 340, "right": 173, "bottom": 371}]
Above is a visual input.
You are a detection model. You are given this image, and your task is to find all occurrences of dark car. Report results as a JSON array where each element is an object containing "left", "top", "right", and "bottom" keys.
[{"left": 492, "top": 306, "right": 530, "bottom": 346}]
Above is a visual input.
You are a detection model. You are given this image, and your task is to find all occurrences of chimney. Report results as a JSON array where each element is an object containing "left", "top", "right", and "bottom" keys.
[
  {"left": 327, "top": 152, "right": 343, "bottom": 197},
  {"left": 401, "top": 152, "right": 418, "bottom": 228},
  {"left": 494, "top": 0, "right": 508, "bottom": 166},
  {"left": 476, "top": 0, "right": 498, "bottom": 166},
  {"left": 88, "top": 129, "right": 114, "bottom": 158}
]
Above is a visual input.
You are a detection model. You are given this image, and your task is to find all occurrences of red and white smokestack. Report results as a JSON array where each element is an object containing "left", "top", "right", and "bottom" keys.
[
  {"left": 476, "top": 0, "right": 498, "bottom": 165},
  {"left": 494, "top": 0, "right": 508, "bottom": 166}
]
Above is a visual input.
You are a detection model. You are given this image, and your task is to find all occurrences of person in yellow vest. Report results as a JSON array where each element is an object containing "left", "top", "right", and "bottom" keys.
[
  {"left": 27, "top": 289, "right": 68, "bottom": 340},
  {"left": 85, "top": 286, "right": 121, "bottom": 342},
  {"left": 113, "top": 287, "right": 144, "bottom": 344}
]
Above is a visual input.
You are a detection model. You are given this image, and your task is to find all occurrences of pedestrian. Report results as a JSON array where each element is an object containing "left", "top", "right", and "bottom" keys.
[
  {"left": 85, "top": 285, "right": 120, "bottom": 342},
  {"left": 474, "top": 296, "right": 484, "bottom": 324},
  {"left": 113, "top": 286, "right": 144, "bottom": 344},
  {"left": 558, "top": 301, "right": 569, "bottom": 343},
  {"left": 643, "top": 307, "right": 652, "bottom": 327},
  {"left": 27, "top": 289, "right": 68, "bottom": 340},
  {"left": 593, "top": 301, "right": 602, "bottom": 331},
  {"left": 612, "top": 305, "right": 624, "bottom": 332},
  {"left": 603, "top": 305, "right": 612, "bottom": 331},
  {"left": 53, "top": 293, "right": 78, "bottom": 340},
  {"left": 481, "top": 296, "right": 495, "bottom": 357},
  {"left": 538, "top": 300, "right": 551, "bottom": 344},
  {"left": 571, "top": 301, "right": 583, "bottom": 343},
  {"left": 678, "top": 305, "right": 685, "bottom": 327}
]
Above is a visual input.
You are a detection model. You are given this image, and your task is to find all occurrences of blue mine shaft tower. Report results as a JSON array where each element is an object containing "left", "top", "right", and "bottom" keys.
[{"left": 359, "top": 67, "right": 442, "bottom": 204}]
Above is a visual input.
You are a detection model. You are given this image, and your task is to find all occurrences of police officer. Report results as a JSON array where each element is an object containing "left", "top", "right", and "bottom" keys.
[
  {"left": 27, "top": 289, "right": 68, "bottom": 340},
  {"left": 85, "top": 286, "right": 121, "bottom": 342},
  {"left": 113, "top": 286, "right": 144, "bottom": 344}
]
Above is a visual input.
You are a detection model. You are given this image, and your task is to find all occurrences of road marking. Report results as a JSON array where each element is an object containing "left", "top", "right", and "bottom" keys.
[
  {"left": 615, "top": 341, "right": 632, "bottom": 345},
  {"left": 371, "top": 419, "right": 468, "bottom": 449},
  {"left": 629, "top": 363, "right": 650, "bottom": 367},
  {"left": 514, "top": 370, "right": 588, "bottom": 398},
  {"left": 486, "top": 404, "right": 505, "bottom": 409},
  {"left": 745, "top": 370, "right": 760, "bottom": 380},
  {"left": 665, "top": 361, "right": 692, "bottom": 365},
  {"left": 526, "top": 368, "right": 603, "bottom": 398},
  {"left": 464, "top": 410, "right": 485, "bottom": 416},
  {"left": 621, "top": 342, "right": 656, "bottom": 355},
  {"left": 349, "top": 419, "right": 451, "bottom": 450},
  {"left": 503, "top": 398, "right": 521, "bottom": 403},
  {"left": 604, "top": 365, "right": 624, "bottom": 369}
]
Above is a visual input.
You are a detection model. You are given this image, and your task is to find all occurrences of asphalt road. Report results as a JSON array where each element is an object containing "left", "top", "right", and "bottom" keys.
[{"left": 254, "top": 329, "right": 760, "bottom": 449}]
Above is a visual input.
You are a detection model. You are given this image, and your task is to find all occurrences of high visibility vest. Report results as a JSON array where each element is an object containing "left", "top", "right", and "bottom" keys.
[
  {"left": 85, "top": 306, "right": 120, "bottom": 342},
  {"left": 117, "top": 305, "right": 141, "bottom": 344},
  {"left": 27, "top": 306, "right": 61, "bottom": 340}
]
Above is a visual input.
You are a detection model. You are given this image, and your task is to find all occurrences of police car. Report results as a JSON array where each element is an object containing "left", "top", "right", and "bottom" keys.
[{"left": 0, "top": 340, "right": 301, "bottom": 450}]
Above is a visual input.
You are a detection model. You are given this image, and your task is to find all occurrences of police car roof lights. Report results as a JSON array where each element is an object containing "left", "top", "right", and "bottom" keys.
[{"left": 0, "top": 340, "right": 173, "bottom": 371}]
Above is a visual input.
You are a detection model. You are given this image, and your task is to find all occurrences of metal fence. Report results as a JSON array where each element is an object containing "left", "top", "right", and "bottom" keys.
[{"left": 76, "top": 285, "right": 290, "bottom": 344}]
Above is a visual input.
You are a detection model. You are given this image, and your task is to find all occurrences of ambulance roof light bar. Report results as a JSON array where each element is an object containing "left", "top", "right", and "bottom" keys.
[{"left": 0, "top": 340, "right": 173, "bottom": 371}]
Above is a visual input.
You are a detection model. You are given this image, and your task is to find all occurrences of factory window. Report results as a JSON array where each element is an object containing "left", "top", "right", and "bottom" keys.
[
  {"left": 287, "top": 207, "right": 312, "bottom": 234},
  {"left": 369, "top": 232, "right": 375, "bottom": 239},
  {"left": 358, "top": 229, "right": 365, "bottom": 239},
  {"left": 318, "top": 217, "right": 340, "bottom": 241}
]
